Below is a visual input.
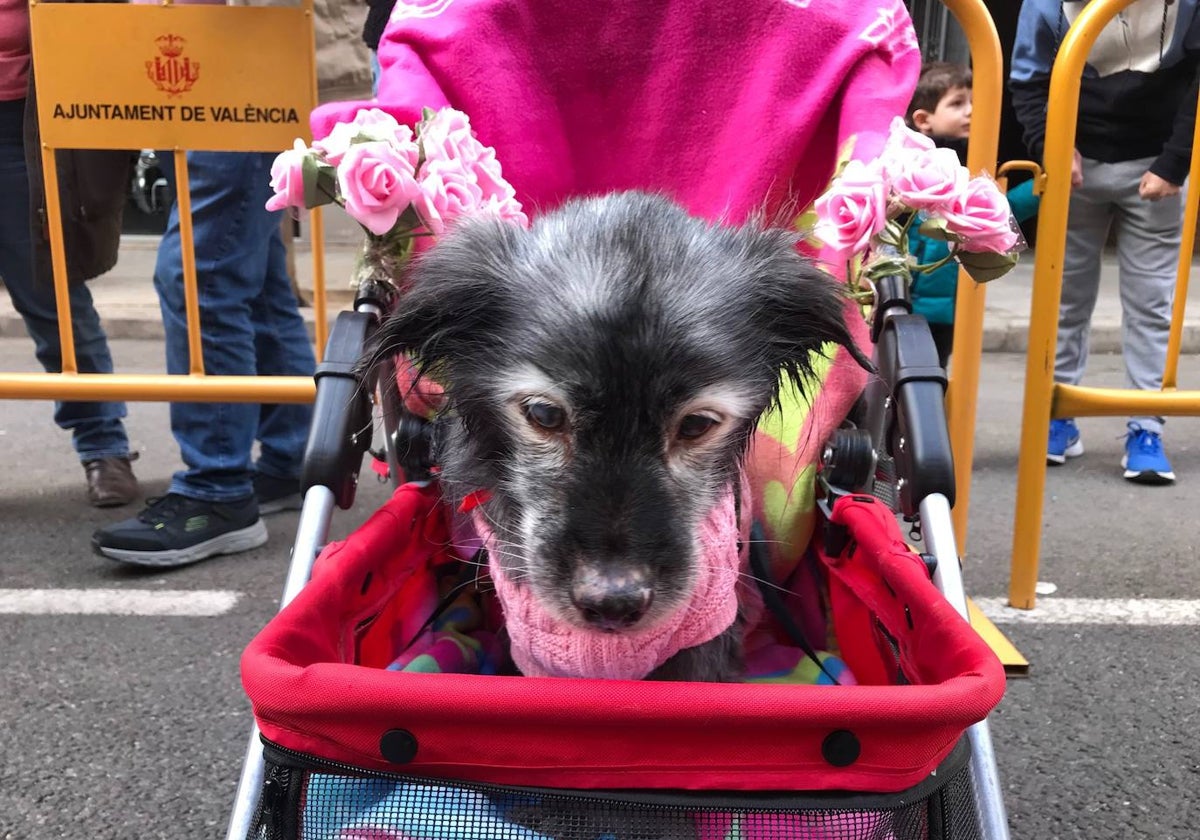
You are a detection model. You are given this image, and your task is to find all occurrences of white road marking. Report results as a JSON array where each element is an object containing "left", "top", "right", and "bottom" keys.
[
  {"left": 4, "top": 590, "right": 1198, "bottom": 625},
  {"left": 0, "top": 588, "right": 239, "bottom": 617},
  {"left": 974, "top": 597, "right": 1200, "bottom": 626}
]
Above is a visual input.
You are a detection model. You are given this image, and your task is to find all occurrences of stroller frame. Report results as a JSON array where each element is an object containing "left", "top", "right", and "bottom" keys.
[{"left": 223, "top": 266, "right": 1010, "bottom": 840}]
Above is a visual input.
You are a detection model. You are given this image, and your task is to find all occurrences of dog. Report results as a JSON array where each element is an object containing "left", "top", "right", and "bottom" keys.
[{"left": 364, "top": 191, "right": 869, "bottom": 682}]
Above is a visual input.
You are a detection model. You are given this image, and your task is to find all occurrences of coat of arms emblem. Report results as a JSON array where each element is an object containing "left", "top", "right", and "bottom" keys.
[{"left": 146, "top": 34, "right": 199, "bottom": 97}]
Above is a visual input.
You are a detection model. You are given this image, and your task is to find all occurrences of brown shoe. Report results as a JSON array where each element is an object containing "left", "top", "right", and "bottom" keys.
[{"left": 84, "top": 454, "right": 141, "bottom": 508}]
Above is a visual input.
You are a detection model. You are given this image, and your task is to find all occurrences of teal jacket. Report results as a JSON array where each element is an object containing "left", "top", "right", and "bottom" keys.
[{"left": 908, "top": 178, "right": 1039, "bottom": 325}]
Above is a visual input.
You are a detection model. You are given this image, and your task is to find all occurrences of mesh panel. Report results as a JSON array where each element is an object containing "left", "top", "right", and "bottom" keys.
[
  {"left": 930, "top": 764, "right": 982, "bottom": 840},
  {"left": 248, "top": 758, "right": 979, "bottom": 840}
]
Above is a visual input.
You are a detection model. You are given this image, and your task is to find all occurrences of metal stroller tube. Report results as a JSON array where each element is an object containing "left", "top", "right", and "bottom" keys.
[
  {"left": 864, "top": 270, "right": 1010, "bottom": 840},
  {"left": 225, "top": 484, "right": 338, "bottom": 840},
  {"left": 225, "top": 729, "right": 266, "bottom": 840},
  {"left": 921, "top": 493, "right": 1011, "bottom": 840},
  {"left": 226, "top": 297, "right": 384, "bottom": 840}
]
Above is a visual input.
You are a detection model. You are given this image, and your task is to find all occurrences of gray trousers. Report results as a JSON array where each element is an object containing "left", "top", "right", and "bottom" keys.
[{"left": 1057, "top": 156, "right": 1179, "bottom": 435}]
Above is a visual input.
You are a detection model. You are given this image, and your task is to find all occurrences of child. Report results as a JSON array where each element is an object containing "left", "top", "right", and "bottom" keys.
[{"left": 905, "top": 62, "right": 1039, "bottom": 368}]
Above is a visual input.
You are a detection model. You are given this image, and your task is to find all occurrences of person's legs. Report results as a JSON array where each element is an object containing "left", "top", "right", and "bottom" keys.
[
  {"left": 0, "top": 100, "right": 137, "bottom": 505},
  {"left": 156, "top": 151, "right": 286, "bottom": 502},
  {"left": 1046, "top": 156, "right": 1113, "bottom": 463},
  {"left": 1112, "top": 157, "right": 1179, "bottom": 435},
  {"left": 93, "top": 151, "right": 289, "bottom": 565},
  {"left": 254, "top": 225, "right": 315, "bottom": 476},
  {"left": 1056, "top": 157, "right": 1114, "bottom": 388},
  {"left": 1111, "top": 156, "right": 1178, "bottom": 483},
  {"left": 250, "top": 215, "right": 316, "bottom": 511}
]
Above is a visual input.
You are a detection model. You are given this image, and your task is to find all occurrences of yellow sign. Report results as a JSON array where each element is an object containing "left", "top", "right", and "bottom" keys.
[{"left": 29, "top": 3, "right": 316, "bottom": 152}]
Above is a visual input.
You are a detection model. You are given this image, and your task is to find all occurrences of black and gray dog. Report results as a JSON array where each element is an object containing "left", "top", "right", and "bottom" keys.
[{"left": 365, "top": 191, "right": 869, "bottom": 682}]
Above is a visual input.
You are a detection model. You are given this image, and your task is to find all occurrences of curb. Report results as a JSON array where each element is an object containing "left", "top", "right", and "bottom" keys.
[
  {"left": 1, "top": 309, "right": 1166, "bottom": 354},
  {"left": 0, "top": 302, "right": 346, "bottom": 343},
  {"left": 982, "top": 321, "right": 1200, "bottom": 355}
]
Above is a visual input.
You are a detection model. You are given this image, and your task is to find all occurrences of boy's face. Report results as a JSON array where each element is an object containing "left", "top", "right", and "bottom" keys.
[{"left": 913, "top": 85, "right": 972, "bottom": 139}]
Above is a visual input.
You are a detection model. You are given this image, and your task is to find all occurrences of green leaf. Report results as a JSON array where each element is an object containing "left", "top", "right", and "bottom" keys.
[
  {"left": 956, "top": 248, "right": 1019, "bottom": 283},
  {"left": 302, "top": 157, "right": 338, "bottom": 209},
  {"left": 832, "top": 135, "right": 857, "bottom": 180},
  {"left": 863, "top": 256, "right": 911, "bottom": 282},
  {"left": 794, "top": 209, "right": 819, "bottom": 232},
  {"left": 916, "top": 216, "right": 962, "bottom": 242}
]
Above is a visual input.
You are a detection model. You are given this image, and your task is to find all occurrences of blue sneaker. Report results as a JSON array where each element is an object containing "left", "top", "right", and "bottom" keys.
[
  {"left": 1047, "top": 418, "right": 1083, "bottom": 465},
  {"left": 1122, "top": 423, "right": 1175, "bottom": 484}
]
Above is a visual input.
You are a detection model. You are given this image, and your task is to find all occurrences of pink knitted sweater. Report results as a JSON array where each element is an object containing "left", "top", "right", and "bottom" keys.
[{"left": 475, "top": 475, "right": 752, "bottom": 681}]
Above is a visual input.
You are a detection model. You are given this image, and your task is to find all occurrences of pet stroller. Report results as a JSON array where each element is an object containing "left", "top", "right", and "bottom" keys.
[{"left": 226, "top": 1, "right": 1010, "bottom": 838}]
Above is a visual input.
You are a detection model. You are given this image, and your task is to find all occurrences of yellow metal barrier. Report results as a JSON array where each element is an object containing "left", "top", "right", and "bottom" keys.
[
  {"left": 1008, "top": 0, "right": 1200, "bottom": 609},
  {"left": 0, "top": 0, "right": 326, "bottom": 405},
  {"left": 939, "top": 0, "right": 1003, "bottom": 559},
  {"left": 1162, "top": 84, "right": 1200, "bottom": 392}
]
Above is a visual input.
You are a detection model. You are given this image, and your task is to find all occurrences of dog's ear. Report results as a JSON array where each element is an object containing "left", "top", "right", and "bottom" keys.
[
  {"left": 359, "top": 219, "right": 524, "bottom": 383},
  {"left": 744, "top": 227, "right": 874, "bottom": 393}
]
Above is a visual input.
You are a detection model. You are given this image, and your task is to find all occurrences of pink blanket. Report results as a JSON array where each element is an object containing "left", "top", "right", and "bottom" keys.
[
  {"left": 312, "top": 0, "right": 921, "bottom": 623},
  {"left": 313, "top": 0, "right": 920, "bottom": 224}
]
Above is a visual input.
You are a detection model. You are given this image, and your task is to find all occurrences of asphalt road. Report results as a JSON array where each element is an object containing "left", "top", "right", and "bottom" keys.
[{"left": 2, "top": 339, "right": 1199, "bottom": 840}]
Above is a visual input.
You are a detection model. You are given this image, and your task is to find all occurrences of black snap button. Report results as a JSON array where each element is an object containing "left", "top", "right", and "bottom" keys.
[
  {"left": 822, "top": 729, "right": 861, "bottom": 767},
  {"left": 380, "top": 729, "right": 418, "bottom": 764}
]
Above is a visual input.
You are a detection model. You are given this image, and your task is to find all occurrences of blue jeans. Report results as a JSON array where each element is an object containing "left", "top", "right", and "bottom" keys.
[
  {"left": 155, "top": 151, "right": 315, "bottom": 502},
  {"left": 0, "top": 100, "right": 130, "bottom": 462}
]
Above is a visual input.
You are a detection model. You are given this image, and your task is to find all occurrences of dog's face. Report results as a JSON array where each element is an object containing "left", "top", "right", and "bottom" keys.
[{"left": 368, "top": 192, "right": 867, "bottom": 635}]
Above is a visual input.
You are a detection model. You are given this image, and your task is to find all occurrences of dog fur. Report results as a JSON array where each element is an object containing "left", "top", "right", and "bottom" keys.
[{"left": 364, "top": 191, "right": 869, "bottom": 681}]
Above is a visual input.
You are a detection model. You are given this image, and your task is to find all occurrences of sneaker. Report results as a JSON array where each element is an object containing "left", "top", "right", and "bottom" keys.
[
  {"left": 1121, "top": 423, "right": 1175, "bottom": 485},
  {"left": 92, "top": 493, "right": 268, "bottom": 568},
  {"left": 253, "top": 472, "right": 303, "bottom": 515},
  {"left": 1047, "top": 418, "right": 1084, "bottom": 465}
]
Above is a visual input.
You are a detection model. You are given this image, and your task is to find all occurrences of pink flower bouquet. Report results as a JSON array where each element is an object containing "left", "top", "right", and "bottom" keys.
[
  {"left": 266, "top": 107, "right": 528, "bottom": 292},
  {"left": 806, "top": 117, "right": 1023, "bottom": 305}
]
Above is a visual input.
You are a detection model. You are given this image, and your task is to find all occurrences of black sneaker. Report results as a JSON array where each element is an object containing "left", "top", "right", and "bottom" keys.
[
  {"left": 253, "top": 472, "right": 303, "bottom": 515},
  {"left": 92, "top": 493, "right": 268, "bottom": 568}
]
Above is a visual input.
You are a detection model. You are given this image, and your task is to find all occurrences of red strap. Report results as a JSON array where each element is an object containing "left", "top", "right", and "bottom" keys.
[{"left": 457, "top": 489, "right": 492, "bottom": 513}]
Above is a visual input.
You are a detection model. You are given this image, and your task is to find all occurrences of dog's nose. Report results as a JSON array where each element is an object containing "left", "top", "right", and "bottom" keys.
[{"left": 571, "top": 583, "right": 654, "bottom": 631}]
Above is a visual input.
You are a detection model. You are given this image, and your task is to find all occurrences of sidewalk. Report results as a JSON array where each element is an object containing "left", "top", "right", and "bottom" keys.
[
  {"left": 3, "top": 236, "right": 1200, "bottom": 353},
  {"left": 0, "top": 234, "right": 360, "bottom": 342}
]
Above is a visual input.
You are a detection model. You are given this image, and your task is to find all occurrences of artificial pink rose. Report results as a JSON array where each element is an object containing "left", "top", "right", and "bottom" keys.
[
  {"left": 470, "top": 147, "right": 519, "bottom": 202},
  {"left": 336, "top": 140, "right": 422, "bottom": 235},
  {"left": 940, "top": 176, "right": 1019, "bottom": 253},
  {"left": 476, "top": 194, "right": 530, "bottom": 228},
  {"left": 890, "top": 147, "right": 968, "bottom": 212},
  {"left": 316, "top": 108, "right": 414, "bottom": 166},
  {"left": 813, "top": 159, "right": 889, "bottom": 260},
  {"left": 265, "top": 138, "right": 311, "bottom": 212},
  {"left": 412, "top": 159, "right": 485, "bottom": 235},
  {"left": 877, "top": 115, "right": 937, "bottom": 179},
  {"left": 418, "top": 107, "right": 488, "bottom": 166},
  {"left": 885, "top": 115, "right": 937, "bottom": 152}
]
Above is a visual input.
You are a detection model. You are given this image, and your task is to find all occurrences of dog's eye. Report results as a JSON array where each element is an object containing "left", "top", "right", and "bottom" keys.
[
  {"left": 524, "top": 401, "right": 566, "bottom": 431},
  {"left": 677, "top": 414, "right": 718, "bottom": 441}
]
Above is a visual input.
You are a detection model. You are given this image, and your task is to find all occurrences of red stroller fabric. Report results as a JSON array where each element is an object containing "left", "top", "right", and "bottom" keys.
[{"left": 242, "top": 483, "right": 1004, "bottom": 793}]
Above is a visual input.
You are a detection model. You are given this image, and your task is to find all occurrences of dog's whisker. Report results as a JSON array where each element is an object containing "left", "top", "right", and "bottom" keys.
[{"left": 733, "top": 570, "right": 799, "bottom": 598}]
